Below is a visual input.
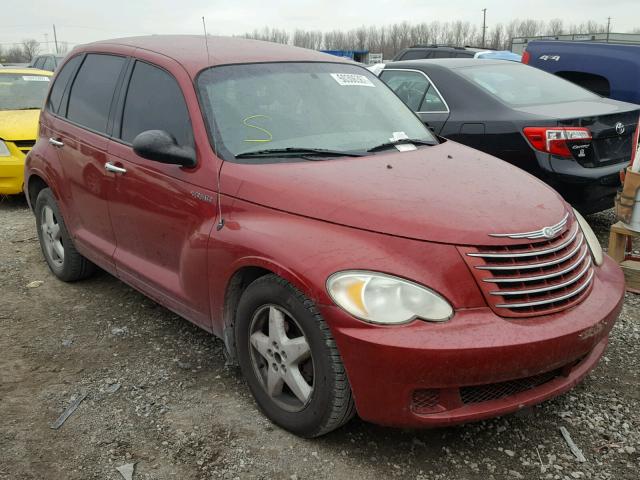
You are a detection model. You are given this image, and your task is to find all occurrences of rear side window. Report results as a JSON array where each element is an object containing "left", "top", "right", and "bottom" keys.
[
  {"left": 42, "top": 56, "right": 55, "bottom": 71},
  {"left": 119, "top": 61, "right": 193, "bottom": 147},
  {"left": 431, "top": 51, "right": 454, "bottom": 58},
  {"left": 400, "top": 50, "right": 430, "bottom": 60},
  {"left": 47, "top": 55, "right": 82, "bottom": 114},
  {"left": 67, "top": 54, "right": 125, "bottom": 133},
  {"left": 33, "top": 57, "right": 45, "bottom": 69},
  {"left": 380, "top": 70, "right": 447, "bottom": 112}
]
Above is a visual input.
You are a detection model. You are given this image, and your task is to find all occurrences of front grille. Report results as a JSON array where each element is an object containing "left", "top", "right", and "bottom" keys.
[
  {"left": 411, "top": 389, "right": 440, "bottom": 414},
  {"left": 12, "top": 140, "right": 36, "bottom": 155},
  {"left": 460, "top": 368, "right": 563, "bottom": 404},
  {"left": 460, "top": 216, "right": 594, "bottom": 318}
]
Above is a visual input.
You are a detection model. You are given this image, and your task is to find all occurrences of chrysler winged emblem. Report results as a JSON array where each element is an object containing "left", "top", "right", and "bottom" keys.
[{"left": 489, "top": 212, "right": 569, "bottom": 240}]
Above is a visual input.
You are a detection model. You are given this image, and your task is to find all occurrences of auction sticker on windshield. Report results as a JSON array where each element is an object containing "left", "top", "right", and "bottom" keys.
[
  {"left": 330, "top": 73, "right": 375, "bottom": 87},
  {"left": 22, "top": 76, "right": 50, "bottom": 82}
]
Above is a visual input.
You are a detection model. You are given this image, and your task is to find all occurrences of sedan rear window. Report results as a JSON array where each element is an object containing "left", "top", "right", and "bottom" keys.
[
  {"left": 197, "top": 62, "right": 436, "bottom": 162},
  {"left": 456, "top": 63, "right": 598, "bottom": 107}
]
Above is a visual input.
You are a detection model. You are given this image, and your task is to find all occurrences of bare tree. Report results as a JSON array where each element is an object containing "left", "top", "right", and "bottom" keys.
[
  {"left": 548, "top": 19, "right": 564, "bottom": 36},
  {"left": 21, "top": 39, "right": 40, "bottom": 61}
]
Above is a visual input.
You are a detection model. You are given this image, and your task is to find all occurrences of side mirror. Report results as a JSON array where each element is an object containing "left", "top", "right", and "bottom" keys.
[{"left": 132, "top": 130, "right": 196, "bottom": 168}]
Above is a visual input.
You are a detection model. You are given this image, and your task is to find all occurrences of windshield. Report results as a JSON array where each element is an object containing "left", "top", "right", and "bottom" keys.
[
  {"left": 197, "top": 62, "right": 436, "bottom": 162},
  {"left": 0, "top": 73, "right": 50, "bottom": 110},
  {"left": 456, "top": 63, "right": 598, "bottom": 107}
]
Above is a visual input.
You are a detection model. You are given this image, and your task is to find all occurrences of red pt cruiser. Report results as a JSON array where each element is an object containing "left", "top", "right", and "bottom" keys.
[{"left": 24, "top": 36, "right": 624, "bottom": 437}]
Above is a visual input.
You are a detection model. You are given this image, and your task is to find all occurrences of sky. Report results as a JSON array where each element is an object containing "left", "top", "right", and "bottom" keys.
[{"left": 2, "top": 0, "right": 639, "bottom": 53}]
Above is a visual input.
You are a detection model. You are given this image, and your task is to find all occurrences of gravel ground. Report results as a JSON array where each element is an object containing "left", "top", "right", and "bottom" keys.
[{"left": 0, "top": 195, "right": 638, "bottom": 480}]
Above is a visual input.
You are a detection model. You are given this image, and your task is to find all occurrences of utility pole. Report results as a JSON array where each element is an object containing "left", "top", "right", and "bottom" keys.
[
  {"left": 606, "top": 17, "right": 611, "bottom": 43},
  {"left": 481, "top": 8, "right": 487, "bottom": 48},
  {"left": 53, "top": 24, "right": 59, "bottom": 54}
]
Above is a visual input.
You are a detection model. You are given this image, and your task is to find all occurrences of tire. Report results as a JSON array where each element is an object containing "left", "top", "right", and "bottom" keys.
[
  {"left": 35, "top": 188, "right": 95, "bottom": 282},
  {"left": 235, "top": 274, "right": 355, "bottom": 437}
]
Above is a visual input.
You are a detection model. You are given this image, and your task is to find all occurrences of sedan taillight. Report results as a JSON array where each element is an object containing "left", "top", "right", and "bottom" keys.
[
  {"left": 523, "top": 127, "right": 592, "bottom": 158},
  {"left": 522, "top": 50, "right": 530, "bottom": 64}
]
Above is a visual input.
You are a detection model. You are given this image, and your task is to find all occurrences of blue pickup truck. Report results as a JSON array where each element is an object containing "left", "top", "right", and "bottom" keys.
[{"left": 523, "top": 41, "right": 640, "bottom": 104}]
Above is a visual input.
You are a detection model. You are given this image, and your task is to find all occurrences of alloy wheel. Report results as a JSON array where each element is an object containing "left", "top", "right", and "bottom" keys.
[
  {"left": 41, "top": 205, "right": 64, "bottom": 267},
  {"left": 248, "top": 305, "right": 314, "bottom": 412}
]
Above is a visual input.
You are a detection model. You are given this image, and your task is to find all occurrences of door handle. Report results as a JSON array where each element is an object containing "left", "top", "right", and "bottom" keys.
[
  {"left": 104, "top": 162, "right": 127, "bottom": 174},
  {"left": 48, "top": 137, "right": 64, "bottom": 147}
]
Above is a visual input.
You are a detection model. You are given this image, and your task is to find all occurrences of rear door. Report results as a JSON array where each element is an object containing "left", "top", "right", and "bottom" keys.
[
  {"left": 379, "top": 68, "right": 450, "bottom": 133},
  {"left": 106, "top": 58, "right": 217, "bottom": 329},
  {"left": 47, "top": 53, "right": 127, "bottom": 269}
]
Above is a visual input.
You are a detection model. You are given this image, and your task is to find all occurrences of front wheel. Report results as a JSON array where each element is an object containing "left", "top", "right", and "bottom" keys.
[
  {"left": 235, "top": 274, "right": 355, "bottom": 437},
  {"left": 35, "top": 188, "right": 95, "bottom": 282}
]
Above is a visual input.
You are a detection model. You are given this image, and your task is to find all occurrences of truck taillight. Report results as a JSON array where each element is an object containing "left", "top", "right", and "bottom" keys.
[
  {"left": 522, "top": 50, "right": 530, "bottom": 64},
  {"left": 523, "top": 127, "right": 592, "bottom": 158}
]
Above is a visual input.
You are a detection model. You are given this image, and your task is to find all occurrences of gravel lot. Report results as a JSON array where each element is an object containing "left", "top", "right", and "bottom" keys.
[{"left": 1, "top": 195, "right": 638, "bottom": 480}]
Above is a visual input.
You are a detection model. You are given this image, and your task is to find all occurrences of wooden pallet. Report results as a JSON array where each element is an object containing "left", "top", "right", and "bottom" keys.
[{"left": 608, "top": 221, "right": 640, "bottom": 293}]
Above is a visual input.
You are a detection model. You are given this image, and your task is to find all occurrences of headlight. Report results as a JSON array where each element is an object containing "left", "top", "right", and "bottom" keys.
[
  {"left": 573, "top": 209, "right": 603, "bottom": 266},
  {"left": 326, "top": 271, "right": 453, "bottom": 325},
  {"left": 0, "top": 140, "right": 10, "bottom": 157}
]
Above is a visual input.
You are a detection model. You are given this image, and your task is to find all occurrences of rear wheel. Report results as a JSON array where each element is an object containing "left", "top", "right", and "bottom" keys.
[
  {"left": 235, "top": 274, "right": 355, "bottom": 437},
  {"left": 35, "top": 188, "right": 95, "bottom": 281}
]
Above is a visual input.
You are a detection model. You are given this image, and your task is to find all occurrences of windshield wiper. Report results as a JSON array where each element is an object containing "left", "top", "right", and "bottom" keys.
[
  {"left": 367, "top": 138, "right": 436, "bottom": 152},
  {"left": 235, "top": 147, "right": 365, "bottom": 159}
]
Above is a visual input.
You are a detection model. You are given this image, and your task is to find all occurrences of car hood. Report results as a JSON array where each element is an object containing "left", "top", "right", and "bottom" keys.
[
  {"left": 0, "top": 109, "right": 40, "bottom": 140},
  {"left": 220, "top": 141, "right": 569, "bottom": 246}
]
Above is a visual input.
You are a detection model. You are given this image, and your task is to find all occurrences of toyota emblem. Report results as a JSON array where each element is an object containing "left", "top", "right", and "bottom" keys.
[{"left": 615, "top": 122, "right": 625, "bottom": 135}]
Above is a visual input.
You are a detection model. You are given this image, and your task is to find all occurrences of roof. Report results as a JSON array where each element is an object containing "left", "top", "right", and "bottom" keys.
[
  {"left": 385, "top": 58, "right": 508, "bottom": 70},
  {"left": 79, "top": 35, "right": 347, "bottom": 76},
  {"left": 0, "top": 68, "right": 52, "bottom": 75}
]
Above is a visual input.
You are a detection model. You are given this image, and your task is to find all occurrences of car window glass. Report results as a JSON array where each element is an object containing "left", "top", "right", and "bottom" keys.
[
  {"left": 455, "top": 52, "right": 474, "bottom": 58},
  {"left": 67, "top": 54, "right": 125, "bottom": 133},
  {"left": 457, "top": 63, "right": 599, "bottom": 107},
  {"left": 47, "top": 55, "right": 82, "bottom": 114},
  {"left": 42, "top": 56, "right": 54, "bottom": 71},
  {"left": 432, "top": 51, "right": 453, "bottom": 58},
  {"left": 401, "top": 50, "right": 429, "bottom": 60},
  {"left": 380, "top": 70, "right": 430, "bottom": 111},
  {"left": 33, "top": 57, "right": 45, "bottom": 69},
  {"left": 120, "top": 61, "right": 193, "bottom": 147},
  {"left": 419, "top": 84, "right": 447, "bottom": 112}
]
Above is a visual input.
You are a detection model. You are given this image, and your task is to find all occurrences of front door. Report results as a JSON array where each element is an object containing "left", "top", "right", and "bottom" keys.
[{"left": 106, "top": 59, "right": 217, "bottom": 328}]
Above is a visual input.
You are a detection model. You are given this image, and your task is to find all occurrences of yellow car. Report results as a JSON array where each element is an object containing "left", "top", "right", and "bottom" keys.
[{"left": 0, "top": 68, "right": 52, "bottom": 195}]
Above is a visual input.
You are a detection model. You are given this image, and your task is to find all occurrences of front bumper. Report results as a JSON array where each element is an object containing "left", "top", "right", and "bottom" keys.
[
  {"left": 321, "top": 256, "right": 624, "bottom": 428},
  {"left": 0, "top": 153, "right": 26, "bottom": 195}
]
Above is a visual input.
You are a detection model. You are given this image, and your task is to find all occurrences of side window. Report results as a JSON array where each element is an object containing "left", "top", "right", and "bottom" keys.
[
  {"left": 42, "top": 56, "right": 55, "bottom": 71},
  {"left": 400, "top": 50, "right": 430, "bottom": 60},
  {"left": 120, "top": 61, "right": 193, "bottom": 147},
  {"left": 432, "top": 51, "right": 454, "bottom": 58},
  {"left": 47, "top": 55, "right": 82, "bottom": 114},
  {"left": 380, "top": 70, "right": 430, "bottom": 111},
  {"left": 419, "top": 84, "right": 447, "bottom": 112},
  {"left": 33, "top": 57, "right": 45, "bottom": 69},
  {"left": 67, "top": 54, "right": 125, "bottom": 134}
]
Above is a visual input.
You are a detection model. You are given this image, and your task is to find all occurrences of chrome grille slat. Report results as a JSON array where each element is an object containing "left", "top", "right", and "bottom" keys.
[
  {"left": 490, "top": 257, "right": 592, "bottom": 296},
  {"left": 483, "top": 248, "right": 589, "bottom": 283},
  {"left": 476, "top": 240, "right": 585, "bottom": 271},
  {"left": 495, "top": 269, "right": 595, "bottom": 308},
  {"left": 468, "top": 225, "right": 579, "bottom": 259}
]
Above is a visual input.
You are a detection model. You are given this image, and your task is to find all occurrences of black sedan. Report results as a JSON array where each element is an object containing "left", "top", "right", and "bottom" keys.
[{"left": 374, "top": 59, "right": 640, "bottom": 213}]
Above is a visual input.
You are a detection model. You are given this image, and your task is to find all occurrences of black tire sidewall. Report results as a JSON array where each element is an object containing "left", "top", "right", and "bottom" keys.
[{"left": 235, "top": 277, "right": 336, "bottom": 437}]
